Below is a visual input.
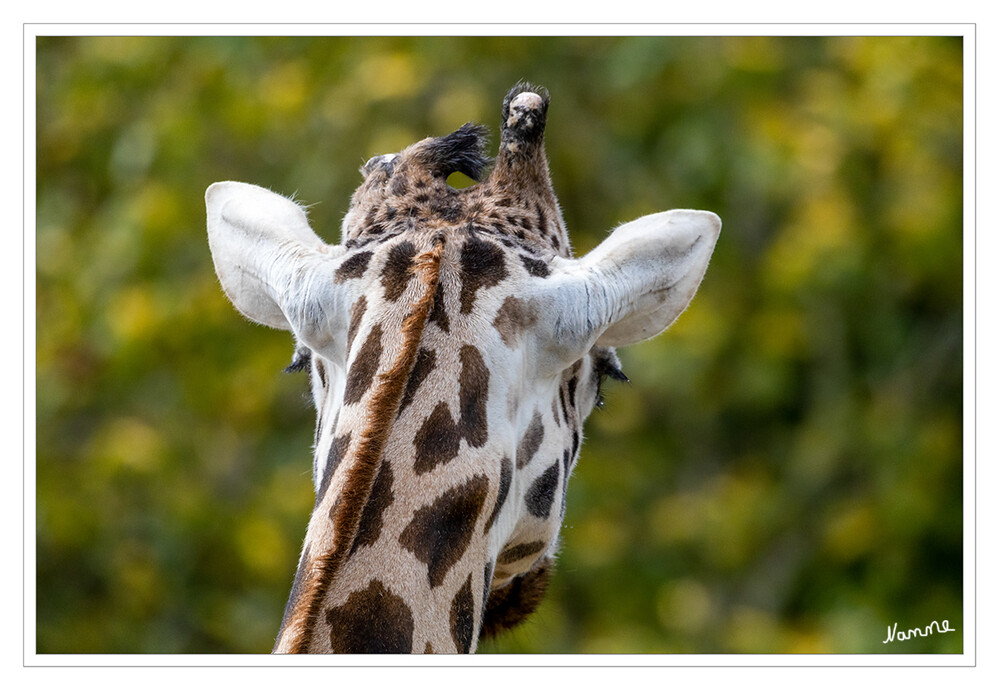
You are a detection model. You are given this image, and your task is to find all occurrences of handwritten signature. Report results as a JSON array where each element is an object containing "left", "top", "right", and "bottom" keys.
[{"left": 883, "top": 619, "right": 956, "bottom": 644}]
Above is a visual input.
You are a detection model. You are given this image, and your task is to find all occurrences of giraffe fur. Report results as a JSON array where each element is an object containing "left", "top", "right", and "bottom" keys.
[{"left": 206, "top": 83, "right": 720, "bottom": 653}]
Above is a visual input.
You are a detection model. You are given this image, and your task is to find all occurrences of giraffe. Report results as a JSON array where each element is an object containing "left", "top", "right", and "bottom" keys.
[{"left": 206, "top": 83, "right": 720, "bottom": 654}]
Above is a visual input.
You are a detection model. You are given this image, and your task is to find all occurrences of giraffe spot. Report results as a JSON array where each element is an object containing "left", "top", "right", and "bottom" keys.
[
  {"left": 459, "top": 235, "right": 508, "bottom": 314},
  {"left": 480, "top": 560, "right": 494, "bottom": 634},
  {"left": 343, "top": 324, "right": 383, "bottom": 405},
  {"left": 350, "top": 460, "right": 394, "bottom": 555},
  {"left": 525, "top": 461, "right": 560, "bottom": 519},
  {"left": 337, "top": 252, "right": 371, "bottom": 282},
  {"left": 316, "top": 431, "right": 351, "bottom": 507},
  {"left": 520, "top": 254, "right": 551, "bottom": 278},
  {"left": 425, "top": 642, "right": 434, "bottom": 653},
  {"left": 325, "top": 579, "right": 414, "bottom": 653},
  {"left": 483, "top": 456, "right": 512, "bottom": 533},
  {"left": 560, "top": 448, "right": 572, "bottom": 519},
  {"left": 398, "top": 347, "right": 436, "bottom": 417},
  {"left": 493, "top": 296, "right": 538, "bottom": 349},
  {"left": 517, "top": 411, "right": 544, "bottom": 469},
  {"left": 450, "top": 573, "right": 476, "bottom": 654},
  {"left": 429, "top": 279, "right": 451, "bottom": 333},
  {"left": 399, "top": 474, "right": 490, "bottom": 588},
  {"left": 327, "top": 431, "right": 351, "bottom": 477},
  {"left": 497, "top": 540, "right": 547, "bottom": 565},
  {"left": 458, "top": 345, "right": 489, "bottom": 448},
  {"left": 413, "top": 401, "right": 462, "bottom": 475},
  {"left": 314, "top": 358, "right": 327, "bottom": 388},
  {"left": 381, "top": 240, "right": 418, "bottom": 302},
  {"left": 347, "top": 295, "right": 368, "bottom": 353}
]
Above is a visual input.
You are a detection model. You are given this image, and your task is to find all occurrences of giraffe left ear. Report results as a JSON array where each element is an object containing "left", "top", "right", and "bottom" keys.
[
  {"left": 207, "top": 182, "right": 355, "bottom": 356},
  {"left": 532, "top": 209, "right": 720, "bottom": 372}
]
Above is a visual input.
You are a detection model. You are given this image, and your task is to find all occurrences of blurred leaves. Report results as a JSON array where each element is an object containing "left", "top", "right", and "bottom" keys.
[{"left": 36, "top": 35, "right": 963, "bottom": 654}]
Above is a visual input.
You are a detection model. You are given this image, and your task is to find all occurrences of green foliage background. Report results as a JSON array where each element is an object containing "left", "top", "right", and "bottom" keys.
[{"left": 35, "top": 35, "right": 964, "bottom": 654}]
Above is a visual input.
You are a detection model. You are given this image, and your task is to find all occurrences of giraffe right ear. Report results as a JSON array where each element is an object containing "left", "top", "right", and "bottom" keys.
[
  {"left": 207, "top": 182, "right": 354, "bottom": 353},
  {"left": 531, "top": 209, "right": 720, "bottom": 374}
]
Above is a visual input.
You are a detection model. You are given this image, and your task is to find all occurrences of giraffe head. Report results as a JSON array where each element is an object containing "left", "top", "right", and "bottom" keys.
[{"left": 207, "top": 83, "right": 720, "bottom": 653}]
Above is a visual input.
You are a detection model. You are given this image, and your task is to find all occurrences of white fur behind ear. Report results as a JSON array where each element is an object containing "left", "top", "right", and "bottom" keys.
[
  {"left": 206, "top": 181, "right": 336, "bottom": 330},
  {"left": 532, "top": 209, "right": 720, "bottom": 373}
]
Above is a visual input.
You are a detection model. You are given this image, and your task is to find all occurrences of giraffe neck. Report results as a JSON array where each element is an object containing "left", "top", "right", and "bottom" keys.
[{"left": 274, "top": 235, "right": 445, "bottom": 653}]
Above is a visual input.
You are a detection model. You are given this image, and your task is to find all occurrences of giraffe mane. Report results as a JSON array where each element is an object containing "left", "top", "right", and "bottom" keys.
[{"left": 286, "top": 236, "right": 446, "bottom": 652}]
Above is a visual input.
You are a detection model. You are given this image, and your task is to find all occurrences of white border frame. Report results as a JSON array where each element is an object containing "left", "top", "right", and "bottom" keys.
[{"left": 22, "top": 23, "right": 977, "bottom": 671}]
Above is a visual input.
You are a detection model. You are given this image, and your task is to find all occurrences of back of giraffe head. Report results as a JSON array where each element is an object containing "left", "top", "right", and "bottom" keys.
[
  {"left": 207, "top": 83, "right": 720, "bottom": 653},
  {"left": 339, "top": 82, "right": 564, "bottom": 258}
]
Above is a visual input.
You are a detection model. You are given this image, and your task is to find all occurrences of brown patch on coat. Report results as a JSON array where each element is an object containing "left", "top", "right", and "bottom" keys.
[
  {"left": 492, "top": 296, "right": 538, "bottom": 348},
  {"left": 381, "top": 240, "right": 418, "bottom": 301},
  {"left": 398, "top": 474, "right": 489, "bottom": 588},
  {"left": 342, "top": 324, "right": 383, "bottom": 405},
  {"left": 525, "top": 461, "right": 560, "bottom": 519},
  {"left": 398, "top": 347, "right": 436, "bottom": 417},
  {"left": 429, "top": 280, "right": 450, "bottom": 333},
  {"left": 325, "top": 579, "right": 414, "bottom": 653},
  {"left": 497, "top": 540, "right": 548, "bottom": 566},
  {"left": 449, "top": 573, "right": 476, "bottom": 654},
  {"left": 316, "top": 432, "right": 351, "bottom": 508},
  {"left": 413, "top": 401, "right": 462, "bottom": 475},
  {"left": 480, "top": 560, "right": 494, "bottom": 635},
  {"left": 335, "top": 250, "right": 374, "bottom": 283},
  {"left": 483, "top": 456, "right": 512, "bottom": 533},
  {"left": 346, "top": 295, "right": 368, "bottom": 353},
  {"left": 459, "top": 235, "right": 508, "bottom": 314},
  {"left": 457, "top": 345, "right": 489, "bottom": 448},
  {"left": 516, "top": 410, "right": 544, "bottom": 469},
  {"left": 560, "top": 447, "right": 573, "bottom": 519},
  {"left": 349, "top": 460, "right": 395, "bottom": 555}
]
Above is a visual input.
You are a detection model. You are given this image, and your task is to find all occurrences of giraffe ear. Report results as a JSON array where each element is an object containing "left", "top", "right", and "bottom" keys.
[
  {"left": 534, "top": 210, "right": 720, "bottom": 370},
  {"left": 207, "top": 182, "right": 352, "bottom": 351}
]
